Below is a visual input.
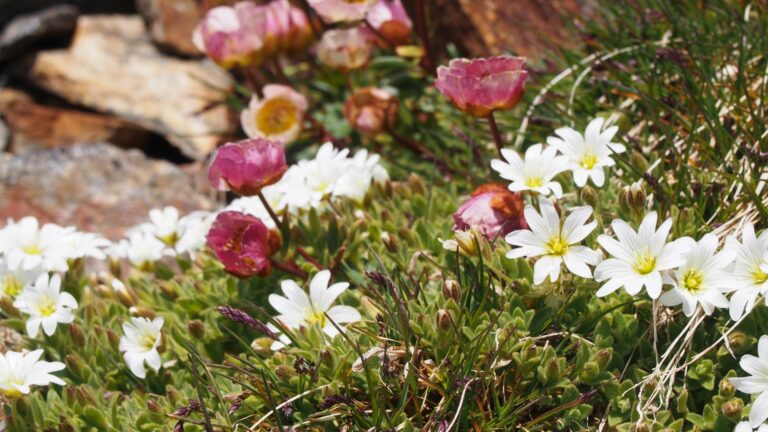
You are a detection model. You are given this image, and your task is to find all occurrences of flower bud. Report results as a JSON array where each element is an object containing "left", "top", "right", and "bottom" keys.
[
  {"left": 628, "top": 182, "right": 647, "bottom": 212},
  {"left": 166, "top": 386, "right": 183, "bottom": 405},
  {"left": 343, "top": 87, "right": 399, "bottom": 136},
  {"left": 720, "top": 377, "right": 736, "bottom": 397},
  {"left": 130, "top": 306, "right": 157, "bottom": 319},
  {"left": 147, "top": 399, "right": 163, "bottom": 414},
  {"left": 208, "top": 138, "right": 288, "bottom": 197},
  {"left": 188, "top": 320, "right": 205, "bottom": 339},
  {"left": 443, "top": 280, "right": 461, "bottom": 302},
  {"left": 112, "top": 279, "right": 138, "bottom": 307},
  {"left": 721, "top": 398, "right": 743, "bottom": 420},
  {"left": 275, "top": 364, "right": 294, "bottom": 381},
  {"left": 631, "top": 151, "right": 649, "bottom": 172},
  {"left": 65, "top": 354, "right": 87, "bottom": 379},
  {"left": 68, "top": 322, "right": 86, "bottom": 347},
  {"left": 317, "top": 27, "right": 372, "bottom": 71},
  {"left": 594, "top": 348, "right": 613, "bottom": 369},
  {"left": 453, "top": 183, "right": 527, "bottom": 239},
  {"left": 629, "top": 424, "right": 650, "bottom": 432},
  {"left": 580, "top": 185, "right": 599, "bottom": 208},
  {"left": 728, "top": 331, "right": 750, "bottom": 353},
  {"left": 365, "top": 0, "right": 412, "bottom": 46},
  {"left": 436, "top": 309, "right": 453, "bottom": 330}
]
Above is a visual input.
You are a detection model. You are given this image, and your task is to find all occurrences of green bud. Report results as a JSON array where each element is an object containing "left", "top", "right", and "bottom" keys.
[
  {"left": 83, "top": 406, "right": 109, "bottom": 429},
  {"left": 721, "top": 398, "right": 743, "bottom": 420},
  {"left": 676, "top": 388, "right": 689, "bottom": 414},
  {"left": 442, "top": 280, "right": 461, "bottom": 302},
  {"left": 580, "top": 185, "right": 599, "bottom": 208},
  {"left": 408, "top": 174, "right": 426, "bottom": 195},
  {"left": 68, "top": 322, "right": 86, "bottom": 347},
  {"left": 187, "top": 320, "right": 205, "bottom": 339},
  {"left": 275, "top": 364, "right": 294, "bottom": 381},
  {"left": 65, "top": 354, "right": 87, "bottom": 379},
  {"left": 147, "top": 399, "right": 163, "bottom": 414},
  {"left": 129, "top": 306, "right": 156, "bottom": 319},
  {"left": 720, "top": 377, "right": 736, "bottom": 397},
  {"left": 251, "top": 337, "right": 274, "bottom": 356},
  {"left": 437, "top": 309, "right": 453, "bottom": 331},
  {"left": 629, "top": 423, "right": 650, "bottom": 432},
  {"left": 631, "top": 151, "right": 649, "bottom": 172},
  {"left": 59, "top": 420, "right": 76, "bottom": 432},
  {"left": 618, "top": 186, "right": 632, "bottom": 213},
  {"left": 545, "top": 358, "right": 561, "bottom": 382},
  {"left": 628, "top": 182, "right": 647, "bottom": 212},
  {"left": 166, "top": 386, "right": 183, "bottom": 405},
  {"left": 594, "top": 348, "right": 613, "bottom": 369},
  {"left": 729, "top": 331, "right": 751, "bottom": 353},
  {"left": 579, "top": 361, "right": 600, "bottom": 381}
]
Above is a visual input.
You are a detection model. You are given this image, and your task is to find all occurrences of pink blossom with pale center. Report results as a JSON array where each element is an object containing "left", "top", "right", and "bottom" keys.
[
  {"left": 206, "top": 211, "right": 280, "bottom": 278},
  {"left": 308, "top": 0, "right": 376, "bottom": 23},
  {"left": 316, "top": 27, "right": 372, "bottom": 71},
  {"left": 208, "top": 138, "right": 288, "bottom": 196},
  {"left": 453, "top": 183, "right": 527, "bottom": 239},
  {"left": 365, "top": 0, "right": 412, "bottom": 46},
  {"left": 192, "top": 4, "right": 264, "bottom": 68},
  {"left": 435, "top": 56, "right": 528, "bottom": 117}
]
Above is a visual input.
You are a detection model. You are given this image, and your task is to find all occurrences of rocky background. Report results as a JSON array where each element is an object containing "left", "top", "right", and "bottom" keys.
[{"left": 0, "top": 0, "right": 594, "bottom": 238}]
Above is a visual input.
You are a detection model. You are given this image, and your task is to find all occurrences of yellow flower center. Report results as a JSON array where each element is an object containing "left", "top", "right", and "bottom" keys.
[
  {"left": 159, "top": 233, "right": 179, "bottom": 247},
  {"left": 22, "top": 244, "right": 42, "bottom": 255},
  {"left": 753, "top": 265, "right": 768, "bottom": 285},
  {"left": 37, "top": 297, "right": 56, "bottom": 317},
  {"left": 546, "top": 236, "right": 569, "bottom": 256},
  {"left": 681, "top": 269, "right": 704, "bottom": 293},
  {"left": 580, "top": 153, "right": 599, "bottom": 169},
  {"left": 1, "top": 276, "right": 22, "bottom": 298},
  {"left": 633, "top": 253, "right": 657, "bottom": 275},
  {"left": 256, "top": 97, "right": 299, "bottom": 136},
  {"left": 526, "top": 176, "right": 544, "bottom": 188},
  {"left": 1, "top": 380, "right": 25, "bottom": 398},
  {"left": 141, "top": 334, "right": 157, "bottom": 351},
  {"left": 306, "top": 310, "right": 327, "bottom": 327}
]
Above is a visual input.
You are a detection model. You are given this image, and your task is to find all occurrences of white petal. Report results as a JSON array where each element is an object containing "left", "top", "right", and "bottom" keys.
[{"left": 750, "top": 391, "right": 768, "bottom": 427}]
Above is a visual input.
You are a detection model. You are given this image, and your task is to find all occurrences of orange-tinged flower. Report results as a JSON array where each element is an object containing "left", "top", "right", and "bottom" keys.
[
  {"left": 343, "top": 87, "right": 398, "bottom": 135},
  {"left": 435, "top": 56, "right": 528, "bottom": 117}
]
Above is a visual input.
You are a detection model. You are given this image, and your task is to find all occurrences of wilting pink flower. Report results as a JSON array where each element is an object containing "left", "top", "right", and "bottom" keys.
[
  {"left": 453, "top": 183, "right": 527, "bottom": 239},
  {"left": 206, "top": 211, "right": 280, "bottom": 278},
  {"left": 192, "top": 4, "right": 264, "bottom": 68},
  {"left": 435, "top": 56, "right": 528, "bottom": 117},
  {"left": 208, "top": 138, "right": 288, "bottom": 196},
  {"left": 316, "top": 27, "right": 372, "bottom": 71},
  {"left": 308, "top": 0, "right": 375, "bottom": 23},
  {"left": 365, "top": 0, "right": 412, "bottom": 46},
  {"left": 343, "top": 87, "right": 398, "bottom": 135},
  {"left": 241, "top": 85, "right": 308, "bottom": 143},
  {"left": 193, "top": 1, "right": 313, "bottom": 67}
]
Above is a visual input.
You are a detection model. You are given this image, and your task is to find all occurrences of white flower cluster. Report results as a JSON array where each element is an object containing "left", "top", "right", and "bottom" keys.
[
  {"left": 225, "top": 142, "right": 389, "bottom": 225},
  {"left": 492, "top": 117, "right": 625, "bottom": 195}
]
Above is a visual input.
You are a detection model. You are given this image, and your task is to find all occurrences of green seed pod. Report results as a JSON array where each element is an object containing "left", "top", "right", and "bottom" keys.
[{"left": 580, "top": 185, "right": 599, "bottom": 208}]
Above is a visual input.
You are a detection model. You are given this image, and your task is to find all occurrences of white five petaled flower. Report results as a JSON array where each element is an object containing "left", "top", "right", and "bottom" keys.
[
  {"left": 724, "top": 222, "right": 768, "bottom": 320},
  {"left": 505, "top": 198, "right": 600, "bottom": 285},
  {"left": 731, "top": 335, "right": 768, "bottom": 427},
  {"left": 119, "top": 317, "right": 164, "bottom": 378},
  {"left": 268, "top": 270, "right": 361, "bottom": 350},
  {"left": 594, "top": 212, "right": 688, "bottom": 299},
  {"left": 735, "top": 422, "right": 768, "bottom": 432},
  {"left": 546, "top": 117, "right": 626, "bottom": 188},
  {"left": 491, "top": 143, "right": 568, "bottom": 198},
  {"left": 0, "top": 217, "right": 73, "bottom": 272},
  {"left": 0, "top": 349, "right": 65, "bottom": 398},
  {"left": 659, "top": 234, "right": 734, "bottom": 316},
  {"left": 13, "top": 273, "right": 77, "bottom": 338}
]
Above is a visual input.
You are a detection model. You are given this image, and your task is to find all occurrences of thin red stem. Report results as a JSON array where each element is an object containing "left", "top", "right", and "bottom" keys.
[
  {"left": 257, "top": 191, "right": 282, "bottom": 228},
  {"left": 486, "top": 112, "right": 504, "bottom": 159},
  {"left": 296, "top": 246, "right": 324, "bottom": 270}
]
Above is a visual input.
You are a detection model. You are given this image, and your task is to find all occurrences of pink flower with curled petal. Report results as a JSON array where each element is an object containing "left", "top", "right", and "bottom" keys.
[
  {"left": 206, "top": 211, "right": 281, "bottom": 278},
  {"left": 308, "top": 0, "right": 376, "bottom": 23},
  {"left": 241, "top": 85, "right": 308, "bottom": 143},
  {"left": 316, "top": 27, "right": 372, "bottom": 71},
  {"left": 365, "top": 0, "right": 412, "bottom": 46},
  {"left": 192, "top": 4, "right": 264, "bottom": 68},
  {"left": 435, "top": 56, "right": 528, "bottom": 117},
  {"left": 453, "top": 183, "right": 527, "bottom": 240},
  {"left": 208, "top": 138, "right": 288, "bottom": 196}
]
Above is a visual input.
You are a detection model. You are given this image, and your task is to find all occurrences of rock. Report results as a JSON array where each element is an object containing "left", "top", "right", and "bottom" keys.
[
  {"left": 0, "top": 88, "right": 152, "bottom": 153},
  {"left": 431, "top": 0, "right": 597, "bottom": 62},
  {"left": 0, "top": 143, "right": 216, "bottom": 238},
  {"left": 0, "top": 4, "right": 78, "bottom": 62},
  {"left": 137, "top": 0, "right": 202, "bottom": 57},
  {"left": 18, "top": 15, "right": 235, "bottom": 160}
]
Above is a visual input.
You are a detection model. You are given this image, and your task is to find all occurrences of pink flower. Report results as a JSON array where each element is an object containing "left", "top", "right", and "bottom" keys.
[
  {"left": 208, "top": 138, "right": 288, "bottom": 196},
  {"left": 206, "top": 211, "right": 280, "bottom": 278},
  {"left": 343, "top": 87, "right": 398, "bottom": 135},
  {"left": 192, "top": 4, "right": 264, "bottom": 68},
  {"left": 241, "top": 85, "right": 309, "bottom": 143},
  {"left": 435, "top": 56, "right": 528, "bottom": 117},
  {"left": 365, "top": 0, "right": 412, "bottom": 46},
  {"left": 453, "top": 183, "right": 527, "bottom": 239},
  {"left": 193, "top": 1, "right": 313, "bottom": 67},
  {"left": 316, "top": 27, "right": 372, "bottom": 71},
  {"left": 307, "top": 0, "right": 375, "bottom": 23}
]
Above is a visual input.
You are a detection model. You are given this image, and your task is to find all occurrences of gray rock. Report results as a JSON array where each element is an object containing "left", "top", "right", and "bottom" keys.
[
  {"left": 0, "top": 4, "right": 79, "bottom": 62},
  {"left": 0, "top": 143, "right": 216, "bottom": 238}
]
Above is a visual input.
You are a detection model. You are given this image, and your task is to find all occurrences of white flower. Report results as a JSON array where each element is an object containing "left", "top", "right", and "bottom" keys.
[
  {"left": 349, "top": 149, "right": 389, "bottom": 184},
  {"left": 265, "top": 323, "right": 292, "bottom": 351},
  {"left": 0, "top": 349, "right": 65, "bottom": 397},
  {"left": 505, "top": 198, "right": 600, "bottom": 285},
  {"left": 731, "top": 335, "right": 768, "bottom": 427},
  {"left": 334, "top": 167, "right": 373, "bottom": 202},
  {"left": 736, "top": 422, "right": 768, "bottom": 432},
  {"left": 123, "top": 232, "right": 171, "bottom": 269},
  {"left": 268, "top": 270, "right": 361, "bottom": 343},
  {"left": 0, "top": 217, "right": 73, "bottom": 272},
  {"left": 225, "top": 194, "right": 281, "bottom": 228},
  {"left": 547, "top": 117, "right": 625, "bottom": 187},
  {"left": 491, "top": 144, "right": 568, "bottom": 197},
  {"left": 60, "top": 231, "right": 111, "bottom": 260},
  {"left": 594, "top": 212, "right": 688, "bottom": 299},
  {"left": 299, "top": 143, "right": 351, "bottom": 198},
  {"left": 724, "top": 223, "right": 768, "bottom": 320},
  {"left": 659, "top": 234, "right": 734, "bottom": 316},
  {"left": 13, "top": 273, "right": 77, "bottom": 338},
  {"left": 0, "top": 259, "right": 39, "bottom": 300},
  {"left": 146, "top": 207, "right": 182, "bottom": 244},
  {"left": 240, "top": 84, "right": 308, "bottom": 143},
  {"left": 119, "top": 317, "right": 164, "bottom": 378},
  {"left": 174, "top": 212, "right": 215, "bottom": 256}
]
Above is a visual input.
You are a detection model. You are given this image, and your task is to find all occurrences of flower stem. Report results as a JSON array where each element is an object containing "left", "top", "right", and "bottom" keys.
[
  {"left": 486, "top": 112, "right": 504, "bottom": 159},
  {"left": 257, "top": 191, "right": 282, "bottom": 229},
  {"left": 297, "top": 245, "right": 324, "bottom": 270},
  {"left": 387, "top": 128, "right": 454, "bottom": 178},
  {"left": 271, "top": 59, "right": 291, "bottom": 86},
  {"left": 270, "top": 258, "right": 308, "bottom": 279}
]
